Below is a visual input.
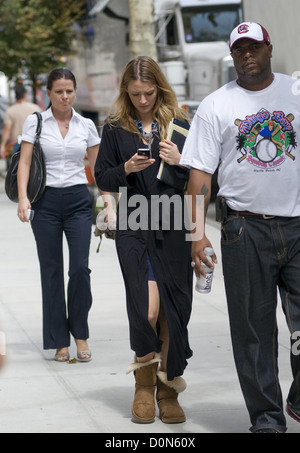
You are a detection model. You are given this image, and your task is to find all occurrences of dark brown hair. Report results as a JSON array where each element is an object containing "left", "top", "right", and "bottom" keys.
[{"left": 46, "top": 68, "right": 77, "bottom": 109}]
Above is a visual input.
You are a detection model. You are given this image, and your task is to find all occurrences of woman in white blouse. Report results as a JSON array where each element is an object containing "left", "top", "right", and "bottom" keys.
[{"left": 17, "top": 68, "right": 100, "bottom": 362}]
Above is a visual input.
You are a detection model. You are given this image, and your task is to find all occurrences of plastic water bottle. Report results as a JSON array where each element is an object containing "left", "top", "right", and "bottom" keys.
[{"left": 195, "top": 247, "right": 214, "bottom": 293}]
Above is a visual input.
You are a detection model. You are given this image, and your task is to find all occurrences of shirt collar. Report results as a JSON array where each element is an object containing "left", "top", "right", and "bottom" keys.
[{"left": 44, "top": 107, "right": 79, "bottom": 122}]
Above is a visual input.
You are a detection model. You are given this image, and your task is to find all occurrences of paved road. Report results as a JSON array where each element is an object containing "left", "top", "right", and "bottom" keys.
[{"left": 0, "top": 162, "right": 298, "bottom": 434}]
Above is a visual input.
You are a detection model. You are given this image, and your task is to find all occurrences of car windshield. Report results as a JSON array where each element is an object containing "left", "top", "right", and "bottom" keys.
[{"left": 182, "top": 5, "right": 241, "bottom": 43}]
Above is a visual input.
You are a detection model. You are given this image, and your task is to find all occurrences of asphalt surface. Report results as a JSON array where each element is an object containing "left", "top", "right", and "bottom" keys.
[{"left": 0, "top": 159, "right": 299, "bottom": 434}]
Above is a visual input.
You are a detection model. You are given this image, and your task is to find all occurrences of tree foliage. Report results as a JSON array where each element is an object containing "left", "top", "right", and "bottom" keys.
[{"left": 0, "top": 0, "right": 86, "bottom": 95}]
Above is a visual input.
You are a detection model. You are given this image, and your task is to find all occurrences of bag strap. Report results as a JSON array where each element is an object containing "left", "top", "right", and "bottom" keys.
[{"left": 33, "top": 111, "right": 42, "bottom": 138}]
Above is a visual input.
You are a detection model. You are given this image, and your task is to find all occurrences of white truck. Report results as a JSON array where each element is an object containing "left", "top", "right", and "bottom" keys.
[
  {"left": 155, "top": 0, "right": 242, "bottom": 116},
  {"left": 71, "top": 0, "right": 243, "bottom": 123}
]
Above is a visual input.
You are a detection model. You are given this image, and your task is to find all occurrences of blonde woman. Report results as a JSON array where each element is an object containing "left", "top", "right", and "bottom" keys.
[{"left": 95, "top": 57, "right": 193, "bottom": 424}]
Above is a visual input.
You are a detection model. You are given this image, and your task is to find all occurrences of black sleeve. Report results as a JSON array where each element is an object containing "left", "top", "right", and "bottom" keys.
[{"left": 94, "top": 123, "right": 137, "bottom": 192}]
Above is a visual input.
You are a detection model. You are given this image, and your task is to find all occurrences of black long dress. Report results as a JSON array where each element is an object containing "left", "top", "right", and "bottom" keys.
[{"left": 94, "top": 123, "right": 193, "bottom": 380}]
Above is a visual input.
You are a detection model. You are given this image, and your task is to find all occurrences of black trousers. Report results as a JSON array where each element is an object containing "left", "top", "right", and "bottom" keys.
[
  {"left": 31, "top": 185, "right": 93, "bottom": 350},
  {"left": 221, "top": 214, "right": 300, "bottom": 433}
]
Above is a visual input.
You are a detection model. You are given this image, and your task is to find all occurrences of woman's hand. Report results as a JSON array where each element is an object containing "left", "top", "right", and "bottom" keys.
[
  {"left": 17, "top": 198, "right": 31, "bottom": 223},
  {"left": 159, "top": 140, "right": 181, "bottom": 166},
  {"left": 124, "top": 153, "right": 155, "bottom": 176}
]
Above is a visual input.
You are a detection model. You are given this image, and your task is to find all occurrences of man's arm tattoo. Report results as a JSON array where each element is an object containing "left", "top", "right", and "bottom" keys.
[{"left": 199, "top": 184, "right": 210, "bottom": 215}]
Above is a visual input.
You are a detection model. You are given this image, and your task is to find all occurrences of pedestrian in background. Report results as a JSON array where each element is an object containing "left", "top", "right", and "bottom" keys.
[
  {"left": 181, "top": 22, "right": 300, "bottom": 433},
  {"left": 95, "top": 56, "right": 193, "bottom": 424},
  {"left": 0, "top": 85, "right": 41, "bottom": 158},
  {"left": 17, "top": 68, "right": 100, "bottom": 363}
]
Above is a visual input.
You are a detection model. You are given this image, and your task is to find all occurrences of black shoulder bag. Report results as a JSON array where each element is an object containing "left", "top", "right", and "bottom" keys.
[{"left": 5, "top": 111, "right": 46, "bottom": 203}]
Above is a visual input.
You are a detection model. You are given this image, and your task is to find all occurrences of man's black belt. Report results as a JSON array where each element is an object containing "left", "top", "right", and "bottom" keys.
[
  {"left": 215, "top": 196, "right": 281, "bottom": 222},
  {"left": 227, "top": 209, "right": 275, "bottom": 220}
]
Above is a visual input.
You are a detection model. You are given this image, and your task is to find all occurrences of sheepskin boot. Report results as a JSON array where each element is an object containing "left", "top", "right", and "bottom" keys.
[
  {"left": 127, "top": 354, "right": 160, "bottom": 423},
  {"left": 156, "top": 370, "right": 186, "bottom": 423}
]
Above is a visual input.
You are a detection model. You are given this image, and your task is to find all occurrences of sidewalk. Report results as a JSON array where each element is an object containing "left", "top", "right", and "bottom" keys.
[{"left": 0, "top": 162, "right": 298, "bottom": 433}]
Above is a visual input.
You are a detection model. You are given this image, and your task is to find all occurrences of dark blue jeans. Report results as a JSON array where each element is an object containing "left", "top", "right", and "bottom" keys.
[
  {"left": 221, "top": 214, "right": 300, "bottom": 433},
  {"left": 31, "top": 185, "right": 93, "bottom": 350}
]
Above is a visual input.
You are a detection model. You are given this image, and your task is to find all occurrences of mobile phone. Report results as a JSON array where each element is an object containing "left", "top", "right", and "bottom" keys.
[
  {"left": 215, "top": 196, "right": 227, "bottom": 222},
  {"left": 137, "top": 148, "right": 150, "bottom": 158},
  {"left": 27, "top": 209, "right": 35, "bottom": 221}
]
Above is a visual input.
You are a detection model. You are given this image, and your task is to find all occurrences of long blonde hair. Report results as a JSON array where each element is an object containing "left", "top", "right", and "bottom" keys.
[{"left": 106, "top": 56, "right": 189, "bottom": 140}]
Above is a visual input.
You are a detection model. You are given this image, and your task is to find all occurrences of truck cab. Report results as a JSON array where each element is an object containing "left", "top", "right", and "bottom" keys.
[{"left": 155, "top": 0, "right": 243, "bottom": 115}]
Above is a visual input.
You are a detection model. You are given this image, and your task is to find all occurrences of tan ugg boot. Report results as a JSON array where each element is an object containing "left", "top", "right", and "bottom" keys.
[
  {"left": 127, "top": 354, "right": 160, "bottom": 423},
  {"left": 156, "top": 370, "right": 186, "bottom": 423}
]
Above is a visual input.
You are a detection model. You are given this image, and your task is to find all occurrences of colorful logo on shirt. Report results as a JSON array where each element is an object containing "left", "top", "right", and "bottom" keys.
[{"left": 235, "top": 109, "right": 297, "bottom": 167}]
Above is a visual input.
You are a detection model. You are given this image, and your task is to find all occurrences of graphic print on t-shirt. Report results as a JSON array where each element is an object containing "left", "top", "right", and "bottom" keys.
[{"left": 235, "top": 109, "right": 297, "bottom": 168}]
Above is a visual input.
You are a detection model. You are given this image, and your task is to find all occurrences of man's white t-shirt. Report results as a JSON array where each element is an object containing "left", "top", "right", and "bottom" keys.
[
  {"left": 180, "top": 73, "right": 300, "bottom": 217},
  {"left": 4, "top": 101, "right": 41, "bottom": 144}
]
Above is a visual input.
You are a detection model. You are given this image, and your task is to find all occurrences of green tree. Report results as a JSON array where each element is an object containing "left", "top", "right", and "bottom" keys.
[{"left": 0, "top": 0, "right": 85, "bottom": 101}]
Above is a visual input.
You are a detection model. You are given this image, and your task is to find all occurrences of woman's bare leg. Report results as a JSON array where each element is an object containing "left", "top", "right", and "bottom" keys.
[{"left": 136, "top": 280, "right": 160, "bottom": 363}]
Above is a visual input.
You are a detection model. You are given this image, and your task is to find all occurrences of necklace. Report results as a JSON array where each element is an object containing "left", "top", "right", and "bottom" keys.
[
  {"left": 135, "top": 119, "right": 158, "bottom": 143},
  {"left": 55, "top": 117, "right": 70, "bottom": 129}
]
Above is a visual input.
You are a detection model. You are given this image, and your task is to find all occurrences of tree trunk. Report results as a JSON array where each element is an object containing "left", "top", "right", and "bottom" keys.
[
  {"left": 29, "top": 74, "right": 37, "bottom": 105},
  {"left": 128, "top": 0, "right": 157, "bottom": 61}
]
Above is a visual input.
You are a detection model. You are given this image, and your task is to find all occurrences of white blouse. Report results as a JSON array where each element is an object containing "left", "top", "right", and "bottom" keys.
[{"left": 21, "top": 108, "right": 100, "bottom": 188}]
